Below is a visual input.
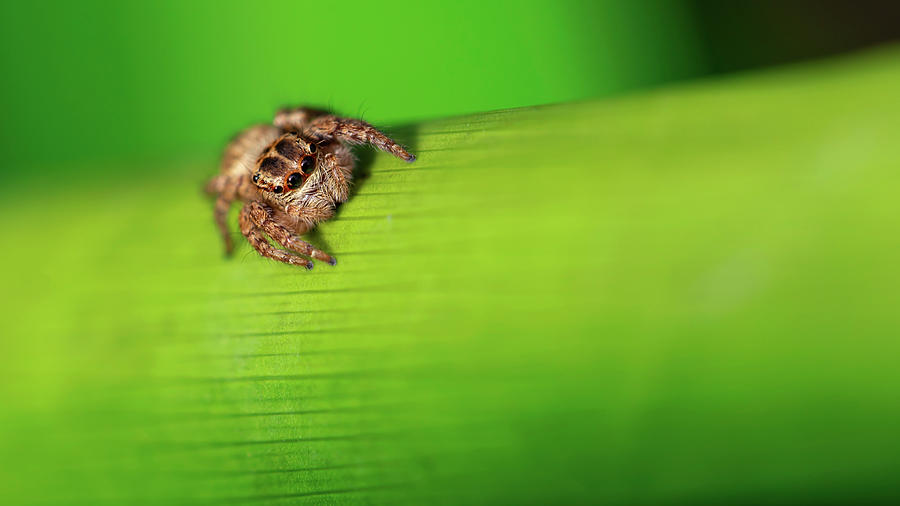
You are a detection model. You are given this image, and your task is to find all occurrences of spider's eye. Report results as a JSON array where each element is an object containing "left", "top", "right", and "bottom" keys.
[
  {"left": 273, "top": 186, "right": 283, "bottom": 194},
  {"left": 300, "top": 156, "right": 314, "bottom": 173},
  {"left": 287, "top": 172, "right": 303, "bottom": 189},
  {"left": 308, "top": 143, "right": 317, "bottom": 154},
  {"left": 252, "top": 173, "right": 260, "bottom": 183}
]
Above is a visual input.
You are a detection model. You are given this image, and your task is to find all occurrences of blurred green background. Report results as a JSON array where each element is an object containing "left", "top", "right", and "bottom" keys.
[
  {"left": 0, "top": 1, "right": 706, "bottom": 170},
  {"left": 5, "top": 0, "right": 897, "bottom": 173},
  {"left": 2, "top": 1, "right": 900, "bottom": 504},
  {"left": 7, "top": 0, "right": 900, "bottom": 172}
]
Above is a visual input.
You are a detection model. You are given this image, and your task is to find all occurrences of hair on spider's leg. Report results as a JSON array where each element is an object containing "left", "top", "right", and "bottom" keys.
[
  {"left": 246, "top": 202, "right": 337, "bottom": 266},
  {"left": 319, "top": 151, "right": 350, "bottom": 203},
  {"left": 309, "top": 115, "right": 415, "bottom": 162},
  {"left": 239, "top": 205, "right": 314, "bottom": 269}
]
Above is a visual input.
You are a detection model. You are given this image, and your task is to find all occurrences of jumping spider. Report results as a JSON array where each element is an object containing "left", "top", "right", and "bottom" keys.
[{"left": 206, "top": 106, "right": 415, "bottom": 269}]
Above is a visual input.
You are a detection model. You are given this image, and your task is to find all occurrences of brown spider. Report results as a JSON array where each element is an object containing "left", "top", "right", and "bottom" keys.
[{"left": 206, "top": 106, "right": 415, "bottom": 269}]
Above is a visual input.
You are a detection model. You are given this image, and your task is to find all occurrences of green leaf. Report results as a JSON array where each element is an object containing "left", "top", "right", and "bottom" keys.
[{"left": 2, "top": 46, "right": 900, "bottom": 504}]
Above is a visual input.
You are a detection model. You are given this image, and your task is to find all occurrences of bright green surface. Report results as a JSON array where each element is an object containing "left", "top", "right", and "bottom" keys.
[
  {"left": 0, "top": 1, "right": 703, "bottom": 171},
  {"left": 2, "top": 47, "right": 900, "bottom": 504}
]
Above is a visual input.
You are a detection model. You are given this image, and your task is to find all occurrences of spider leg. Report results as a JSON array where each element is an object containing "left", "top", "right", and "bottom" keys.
[
  {"left": 247, "top": 202, "right": 336, "bottom": 266},
  {"left": 273, "top": 106, "right": 331, "bottom": 131},
  {"left": 239, "top": 204, "right": 314, "bottom": 269},
  {"left": 205, "top": 174, "right": 225, "bottom": 195},
  {"left": 308, "top": 115, "right": 415, "bottom": 162},
  {"left": 214, "top": 196, "right": 235, "bottom": 255}
]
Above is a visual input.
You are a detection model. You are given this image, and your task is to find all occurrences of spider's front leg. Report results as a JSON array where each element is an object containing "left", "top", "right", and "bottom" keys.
[
  {"left": 239, "top": 204, "right": 315, "bottom": 269},
  {"left": 246, "top": 201, "right": 336, "bottom": 266},
  {"left": 309, "top": 115, "right": 416, "bottom": 163},
  {"left": 273, "top": 106, "right": 330, "bottom": 131}
]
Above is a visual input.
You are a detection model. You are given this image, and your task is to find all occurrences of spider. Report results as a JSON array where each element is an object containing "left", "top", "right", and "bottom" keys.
[{"left": 206, "top": 106, "right": 415, "bottom": 269}]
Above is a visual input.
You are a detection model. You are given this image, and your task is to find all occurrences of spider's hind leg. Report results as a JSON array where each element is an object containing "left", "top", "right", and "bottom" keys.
[{"left": 214, "top": 196, "right": 235, "bottom": 255}]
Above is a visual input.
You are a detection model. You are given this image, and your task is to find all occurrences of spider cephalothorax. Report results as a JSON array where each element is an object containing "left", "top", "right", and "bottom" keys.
[
  {"left": 205, "top": 107, "right": 415, "bottom": 269},
  {"left": 252, "top": 132, "right": 322, "bottom": 193}
]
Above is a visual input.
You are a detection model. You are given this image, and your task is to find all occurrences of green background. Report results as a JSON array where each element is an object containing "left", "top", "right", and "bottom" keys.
[
  {"left": 2, "top": 1, "right": 899, "bottom": 505},
  {"left": 0, "top": 1, "right": 703, "bottom": 171}
]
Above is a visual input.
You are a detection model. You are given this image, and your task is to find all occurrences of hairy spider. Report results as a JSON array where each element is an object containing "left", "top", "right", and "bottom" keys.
[{"left": 206, "top": 106, "right": 415, "bottom": 269}]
